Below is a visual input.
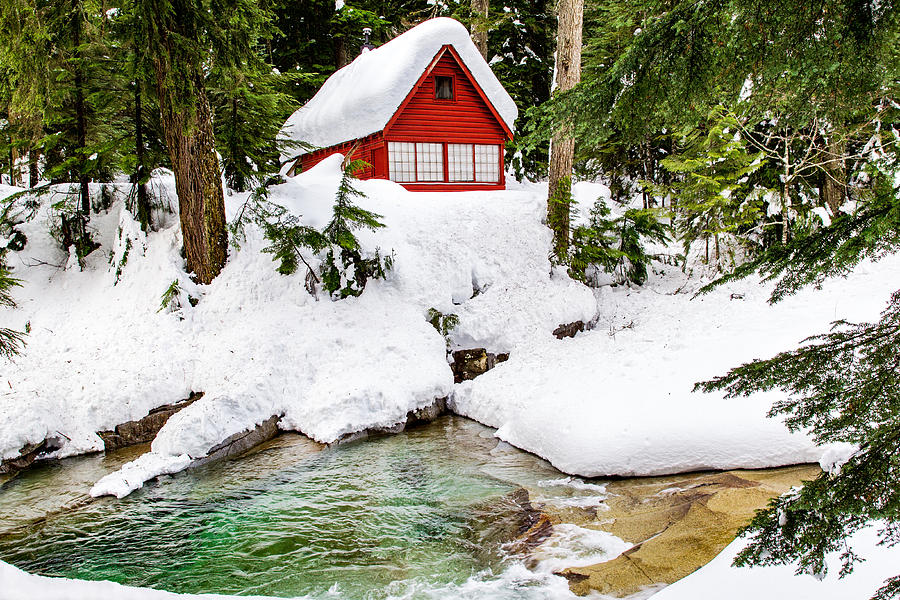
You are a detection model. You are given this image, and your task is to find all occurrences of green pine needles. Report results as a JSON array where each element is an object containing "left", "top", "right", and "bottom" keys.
[
  {"left": 319, "top": 159, "right": 391, "bottom": 299},
  {"left": 693, "top": 150, "right": 900, "bottom": 596},
  {"left": 238, "top": 160, "right": 392, "bottom": 300},
  {"left": 570, "top": 199, "right": 670, "bottom": 286},
  {"left": 0, "top": 264, "right": 24, "bottom": 359},
  {"left": 696, "top": 290, "right": 900, "bottom": 599}
]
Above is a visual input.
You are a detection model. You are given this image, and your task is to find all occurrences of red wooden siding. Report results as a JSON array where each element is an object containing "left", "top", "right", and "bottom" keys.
[
  {"left": 294, "top": 45, "right": 513, "bottom": 192},
  {"left": 384, "top": 49, "right": 509, "bottom": 145},
  {"left": 298, "top": 133, "right": 387, "bottom": 179}
]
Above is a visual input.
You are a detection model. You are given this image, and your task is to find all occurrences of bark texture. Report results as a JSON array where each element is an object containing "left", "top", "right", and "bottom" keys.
[
  {"left": 72, "top": 0, "right": 90, "bottom": 215},
  {"left": 133, "top": 80, "right": 151, "bottom": 232},
  {"left": 471, "top": 0, "right": 489, "bottom": 59},
  {"left": 547, "top": 0, "right": 583, "bottom": 258},
  {"left": 820, "top": 137, "right": 846, "bottom": 216},
  {"left": 150, "top": 21, "right": 227, "bottom": 284}
]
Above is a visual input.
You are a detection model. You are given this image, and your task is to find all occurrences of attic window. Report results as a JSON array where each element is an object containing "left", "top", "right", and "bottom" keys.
[{"left": 435, "top": 76, "right": 454, "bottom": 100}]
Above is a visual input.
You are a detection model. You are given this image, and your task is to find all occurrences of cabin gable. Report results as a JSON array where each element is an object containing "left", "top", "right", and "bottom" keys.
[{"left": 384, "top": 46, "right": 511, "bottom": 144}]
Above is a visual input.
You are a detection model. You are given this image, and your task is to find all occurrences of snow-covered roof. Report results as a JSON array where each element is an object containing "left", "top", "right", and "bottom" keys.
[{"left": 280, "top": 18, "right": 518, "bottom": 155}]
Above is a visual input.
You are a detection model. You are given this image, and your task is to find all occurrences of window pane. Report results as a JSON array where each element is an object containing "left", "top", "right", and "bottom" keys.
[
  {"left": 435, "top": 77, "right": 453, "bottom": 100},
  {"left": 416, "top": 142, "right": 444, "bottom": 181},
  {"left": 448, "top": 144, "right": 474, "bottom": 182},
  {"left": 388, "top": 142, "right": 415, "bottom": 183},
  {"left": 474, "top": 144, "right": 500, "bottom": 182}
]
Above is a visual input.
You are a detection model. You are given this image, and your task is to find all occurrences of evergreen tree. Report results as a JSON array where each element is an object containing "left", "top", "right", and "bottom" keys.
[
  {"left": 570, "top": 198, "right": 670, "bottom": 286},
  {"left": 658, "top": 106, "right": 768, "bottom": 266},
  {"left": 488, "top": 0, "right": 555, "bottom": 180},
  {"left": 694, "top": 161, "right": 900, "bottom": 595},
  {"left": 547, "top": 0, "right": 583, "bottom": 261},
  {"left": 319, "top": 159, "right": 389, "bottom": 298},
  {"left": 134, "top": 0, "right": 259, "bottom": 283}
]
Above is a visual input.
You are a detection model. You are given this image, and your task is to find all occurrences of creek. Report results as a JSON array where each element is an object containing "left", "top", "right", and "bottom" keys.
[{"left": 0, "top": 416, "right": 630, "bottom": 599}]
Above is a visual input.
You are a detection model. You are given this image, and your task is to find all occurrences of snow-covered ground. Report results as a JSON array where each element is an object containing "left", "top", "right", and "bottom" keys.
[
  {"left": 450, "top": 214, "right": 900, "bottom": 476},
  {"left": 3, "top": 162, "right": 900, "bottom": 598},
  {"left": 0, "top": 156, "right": 593, "bottom": 497},
  {"left": 654, "top": 523, "right": 897, "bottom": 600}
]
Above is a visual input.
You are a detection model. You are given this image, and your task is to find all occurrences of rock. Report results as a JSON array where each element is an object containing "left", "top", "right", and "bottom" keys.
[
  {"left": 450, "top": 349, "right": 509, "bottom": 383},
  {"left": 0, "top": 441, "right": 48, "bottom": 476},
  {"left": 97, "top": 392, "right": 203, "bottom": 451},
  {"left": 406, "top": 397, "right": 447, "bottom": 428},
  {"left": 468, "top": 486, "right": 552, "bottom": 566},
  {"left": 558, "top": 465, "right": 821, "bottom": 597},
  {"left": 553, "top": 321, "right": 585, "bottom": 339},
  {"left": 334, "top": 397, "right": 449, "bottom": 444},
  {"left": 193, "top": 414, "right": 281, "bottom": 467}
]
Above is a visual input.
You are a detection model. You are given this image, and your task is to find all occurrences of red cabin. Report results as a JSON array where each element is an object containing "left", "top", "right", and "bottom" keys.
[{"left": 281, "top": 18, "right": 517, "bottom": 192}]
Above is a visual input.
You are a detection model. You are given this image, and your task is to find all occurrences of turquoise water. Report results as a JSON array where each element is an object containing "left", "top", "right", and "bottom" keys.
[{"left": 0, "top": 417, "right": 600, "bottom": 599}]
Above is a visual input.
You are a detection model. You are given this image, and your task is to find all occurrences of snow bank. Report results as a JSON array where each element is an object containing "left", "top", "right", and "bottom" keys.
[
  {"left": 280, "top": 18, "right": 517, "bottom": 153},
  {"left": 451, "top": 181, "right": 900, "bottom": 476},
  {"left": 0, "top": 156, "right": 592, "bottom": 498},
  {"left": 653, "top": 523, "right": 899, "bottom": 600}
]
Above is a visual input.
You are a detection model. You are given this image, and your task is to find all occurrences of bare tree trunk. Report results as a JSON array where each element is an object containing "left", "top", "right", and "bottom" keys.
[
  {"left": 7, "top": 146, "right": 15, "bottom": 186},
  {"left": 28, "top": 150, "right": 38, "bottom": 188},
  {"left": 471, "top": 0, "right": 489, "bottom": 59},
  {"left": 820, "top": 137, "right": 846, "bottom": 216},
  {"left": 134, "top": 79, "right": 151, "bottom": 231},
  {"left": 781, "top": 144, "right": 790, "bottom": 245},
  {"left": 72, "top": 0, "right": 90, "bottom": 216},
  {"left": 335, "top": 38, "right": 349, "bottom": 69},
  {"left": 152, "top": 40, "right": 227, "bottom": 284},
  {"left": 547, "top": 0, "right": 583, "bottom": 260}
]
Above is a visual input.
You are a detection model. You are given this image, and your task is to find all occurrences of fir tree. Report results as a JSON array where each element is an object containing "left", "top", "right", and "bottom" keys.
[
  {"left": 134, "top": 0, "right": 242, "bottom": 283},
  {"left": 658, "top": 106, "right": 767, "bottom": 266},
  {"left": 570, "top": 198, "right": 669, "bottom": 286},
  {"left": 319, "top": 159, "right": 389, "bottom": 298}
]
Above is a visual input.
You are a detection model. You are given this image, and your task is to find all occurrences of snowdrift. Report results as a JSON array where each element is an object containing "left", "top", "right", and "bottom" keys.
[
  {"left": 1, "top": 161, "right": 896, "bottom": 497},
  {"left": 0, "top": 156, "right": 593, "bottom": 497}
]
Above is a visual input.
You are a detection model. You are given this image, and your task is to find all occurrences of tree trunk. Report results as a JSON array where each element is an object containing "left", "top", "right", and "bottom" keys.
[
  {"left": 820, "top": 136, "right": 846, "bottom": 216},
  {"left": 134, "top": 79, "right": 151, "bottom": 232},
  {"left": 7, "top": 146, "right": 14, "bottom": 186},
  {"left": 781, "top": 144, "right": 790, "bottom": 245},
  {"left": 335, "top": 37, "right": 348, "bottom": 69},
  {"left": 547, "top": 0, "right": 583, "bottom": 260},
  {"left": 72, "top": 0, "right": 90, "bottom": 216},
  {"left": 153, "top": 58, "right": 227, "bottom": 284},
  {"left": 471, "top": 0, "right": 489, "bottom": 59},
  {"left": 28, "top": 150, "right": 38, "bottom": 188}
]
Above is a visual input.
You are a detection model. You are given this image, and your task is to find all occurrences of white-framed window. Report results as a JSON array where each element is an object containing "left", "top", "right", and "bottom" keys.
[
  {"left": 388, "top": 141, "right": 500, "bottom": 184},
  {"left": 416, "top": 142, "right": 444, "bottom": 181},
  {"left": 474, "top": 144, "right": 500, "bottom": 182},
  {"left": 388, "top": 142, "right": 415, "bottom": 182},
  {"left": 448, "top": 144, "right": 474, "bottom": 182}
]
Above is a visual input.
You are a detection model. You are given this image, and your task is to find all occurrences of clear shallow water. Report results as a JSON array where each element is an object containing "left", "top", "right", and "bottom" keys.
[{"left": 0, "top": 417, "right": 619, "bottom": 599}]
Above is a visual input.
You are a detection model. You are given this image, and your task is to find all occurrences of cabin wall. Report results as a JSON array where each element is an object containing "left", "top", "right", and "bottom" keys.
[
  {"left": 298, "top": 133, "right": 387, "bottom": 180},
  {"left": 296, "top": 46, "right": 514, "bottom": 191}
]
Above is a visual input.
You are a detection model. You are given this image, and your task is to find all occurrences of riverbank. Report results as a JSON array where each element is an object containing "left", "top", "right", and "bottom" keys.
[{"left": 0, "top": 416, "right": 821, "bottom": 599}]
